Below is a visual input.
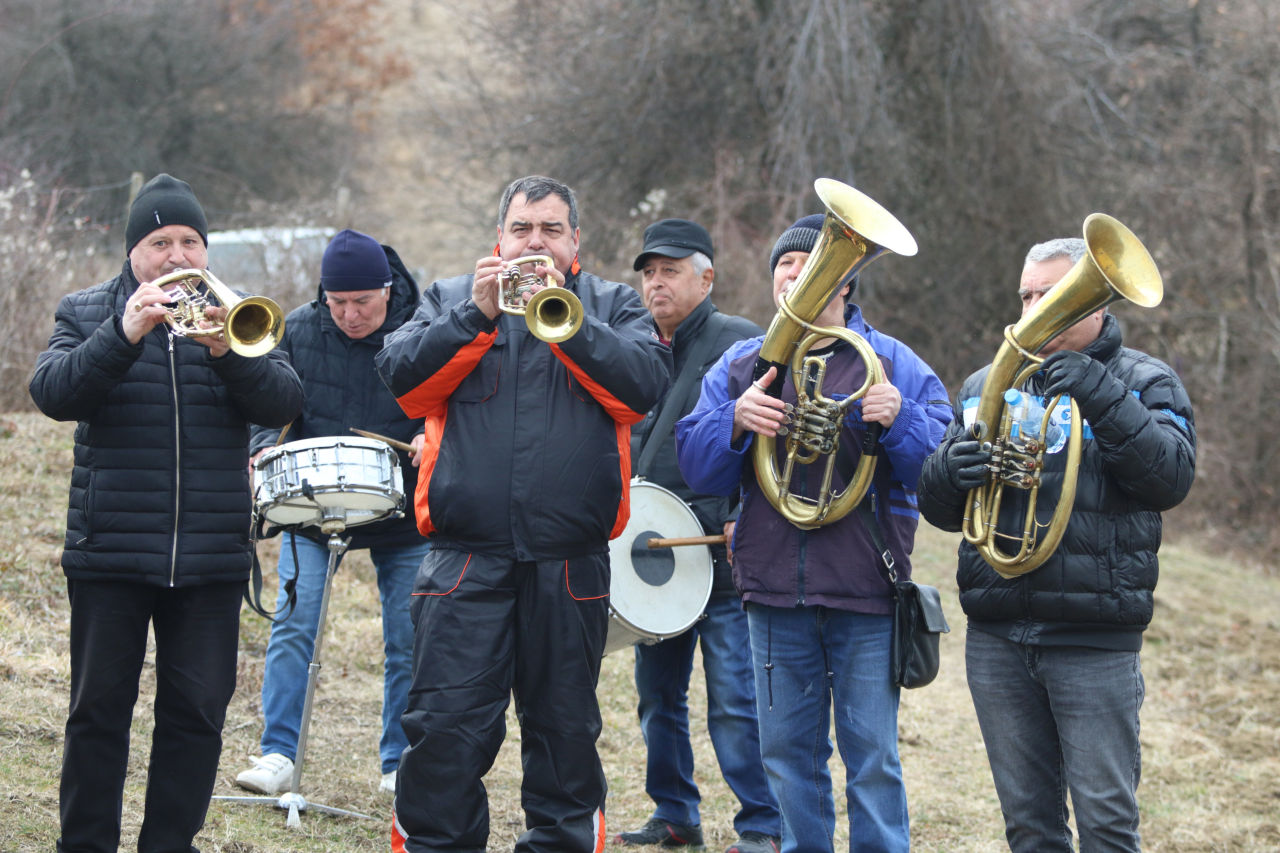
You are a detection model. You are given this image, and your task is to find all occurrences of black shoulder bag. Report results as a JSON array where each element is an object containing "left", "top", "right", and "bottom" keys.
[{"left": 856, "top": 501, "right": 950, "bottom": 688}]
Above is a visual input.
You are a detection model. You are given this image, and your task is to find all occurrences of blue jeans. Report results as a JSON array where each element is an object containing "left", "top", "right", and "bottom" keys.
[
  {"left": 965, "top": 626, "right": 1145, "bottom": 853},
  {"left": 746, "top": 604, "right": 908, "bottom": 853},
  {"left": 261, "top": 532, "right": 427, "bottom": 773},
  {"left": 634, "top": 593, "right": 781, "bottom": 836}
]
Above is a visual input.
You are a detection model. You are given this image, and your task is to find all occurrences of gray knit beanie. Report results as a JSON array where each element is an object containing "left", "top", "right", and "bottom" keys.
[{"left": 769, "top": 214, "right": 825, "bottom": 274}]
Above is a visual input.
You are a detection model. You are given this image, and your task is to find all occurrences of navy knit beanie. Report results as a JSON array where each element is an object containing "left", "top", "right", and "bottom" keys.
[
  {"left": 769, "top": 214, "right": 825, "bottom": 274},
  {"left": 125, "top": 174, "right": 208, "bottom": 256},
  {"left": 320, "top": 229, "right": 392, "bottom": 292}
]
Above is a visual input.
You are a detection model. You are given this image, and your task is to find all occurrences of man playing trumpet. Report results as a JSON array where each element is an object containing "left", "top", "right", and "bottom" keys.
[
  {"left": 29, "top": 173, "right": 302, "bottom": 852},
  {"left": 376, "top": 175, "right": 671, "bottom": 852},
  {"left": 917, "top": 236, "right": 1196, "bottom": 852}
]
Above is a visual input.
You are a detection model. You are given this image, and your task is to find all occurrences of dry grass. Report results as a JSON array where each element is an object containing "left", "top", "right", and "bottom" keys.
[{"left": 1, "top": 411, "right": 1278, "bottom": 851}]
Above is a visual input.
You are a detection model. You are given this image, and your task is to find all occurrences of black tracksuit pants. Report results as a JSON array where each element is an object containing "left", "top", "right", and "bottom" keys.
[
  {"left": 394, "top": 549, "right": 610, "bottom": 852},
  {"left": 58, "top": 578, "right": 242, "bottom": 853}
]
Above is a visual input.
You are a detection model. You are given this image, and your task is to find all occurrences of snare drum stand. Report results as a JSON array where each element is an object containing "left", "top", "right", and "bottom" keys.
[{"left": 213, "top": 509, "right": 376, "bottom": 828}]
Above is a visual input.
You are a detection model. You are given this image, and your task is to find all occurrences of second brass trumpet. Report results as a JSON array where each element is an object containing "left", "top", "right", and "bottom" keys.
[{"left": 498, "top": 255, "right": 583, "bottom": 343}]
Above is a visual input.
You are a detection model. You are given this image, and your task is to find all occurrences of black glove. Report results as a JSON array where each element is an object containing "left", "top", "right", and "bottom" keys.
[
  {"left": 1040, "top": 350, "right": 1125, "bottom": 420},
  {"left": 943, "top": 438, "right": 991, "bottom": 491}
]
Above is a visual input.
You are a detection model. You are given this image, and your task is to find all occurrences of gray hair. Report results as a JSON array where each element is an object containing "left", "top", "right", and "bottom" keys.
[
  {"left": 497, "top": 175, "right": 579, "bottom": 231},
  {"left": 689, "top": 250, "right": 714, "bottom": 293},
  {"left": 1024, "top": 237, "right": 1086, "bottom": 268},
  {"left": 687, "top": 250, "right": 713, "bottom": 277}
]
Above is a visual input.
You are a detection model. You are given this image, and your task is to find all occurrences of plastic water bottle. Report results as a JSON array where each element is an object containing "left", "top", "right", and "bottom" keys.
[{"left": 1003, "top": 389, "right": 1063, "bottom": 445}]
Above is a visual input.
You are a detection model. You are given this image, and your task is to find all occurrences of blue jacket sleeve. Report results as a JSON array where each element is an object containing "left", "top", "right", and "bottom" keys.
[{"left": 862, "top": 331, "right": 952, "bottom": 490}]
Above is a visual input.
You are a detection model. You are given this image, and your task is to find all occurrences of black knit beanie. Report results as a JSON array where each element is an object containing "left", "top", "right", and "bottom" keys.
[
  {"left": 769, "top": 214, "right": 825, "bottom": 274},
  {"left": 124, "top": 174, "right": 208, "bottom": 256}
]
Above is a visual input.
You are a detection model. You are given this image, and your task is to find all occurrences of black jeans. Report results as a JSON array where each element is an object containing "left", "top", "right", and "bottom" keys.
[
  {"left": 58, "top": 579, "right": 242, "bottom": 853},
  {"left": 394, "top": 549, "right": 611, "bottom": 852}
]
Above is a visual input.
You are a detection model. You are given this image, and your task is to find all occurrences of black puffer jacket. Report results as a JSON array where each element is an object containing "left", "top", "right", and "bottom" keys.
[
  {"left": 630, "top": 298, "right": 762, "bottom": 594},
  {"left": 250, "top": 245, "right": 424, "bottom": 550},
  {"left": 918, "top": 314, "right": 1196, "bottom": 649},
  {"left": 29, "top": 261, "right": 303, "bottom": 587}
]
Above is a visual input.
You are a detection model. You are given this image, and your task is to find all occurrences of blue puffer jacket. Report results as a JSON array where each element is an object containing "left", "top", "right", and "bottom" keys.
[
  {"left": 250, "top": 245, "right": 425, "bottom": 550},
  {"left": 676, "top": 305, "right": 952, "bottom": 614},
  {"left": 29, "top": 261, "right": 303, "bottom": 587},
  {"left": 918, "top": 314, "right": 1196, "bottom": 650}
]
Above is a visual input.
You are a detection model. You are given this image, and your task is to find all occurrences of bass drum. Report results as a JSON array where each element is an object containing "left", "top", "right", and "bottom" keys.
[{"left": 604, "top": 480, "right": 714, "bottom": 656}]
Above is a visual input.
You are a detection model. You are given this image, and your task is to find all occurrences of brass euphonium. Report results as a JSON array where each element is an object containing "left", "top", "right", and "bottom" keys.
[
  {"left": 151, "top": 268, "right": 285, "bottom": 357},
  {"left": 752, "top": 178, "right": 918, "bottom": 529},
  {"left": 498, "top": 254, "right": 584, "bottom": 343},
  {"left": 961, "top": 214, "right": 1163, "bottom": 577}
]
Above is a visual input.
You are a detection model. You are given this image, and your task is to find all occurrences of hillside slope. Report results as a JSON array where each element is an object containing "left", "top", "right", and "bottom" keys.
[{"left": 0, "top": 412, "right": 1276, "bottom": 851}]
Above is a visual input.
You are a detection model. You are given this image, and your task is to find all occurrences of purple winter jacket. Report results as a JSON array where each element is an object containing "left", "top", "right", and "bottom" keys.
[{"left": 675, "top": 306, "right": 951, "bottom": 614}]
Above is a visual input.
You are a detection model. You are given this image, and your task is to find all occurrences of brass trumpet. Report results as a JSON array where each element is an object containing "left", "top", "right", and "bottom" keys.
[
  {"left": 961, "top": 214, "right": 1163, "bottom": 577},
  {"left": 498, "top": 254, "right": 583, "bottom": 343},
  {"left": 752, "top": 178, "right": 918, "bottom": 529},
  {"left": 151, "top": 268, "right": 285, "bottom": 357}
]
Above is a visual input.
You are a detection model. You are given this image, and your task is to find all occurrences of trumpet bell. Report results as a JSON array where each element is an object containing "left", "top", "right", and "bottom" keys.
[
  {"left": 152, "top": 268, "right": 285, "bottom": 357},
  {"left": 498, "top": 254, "right": 583, "bottom": 343},
  {"left": 224, "top": 295, "right": 286, "bottom": 357},
  {"left": 525, "top": 286, "right": 583, "bottom": 343}
]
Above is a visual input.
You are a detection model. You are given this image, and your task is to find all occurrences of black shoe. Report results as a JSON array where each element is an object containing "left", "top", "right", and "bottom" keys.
[
  {"left": 614, "top": 817, "right": 705, "bottom": 848},
  {"left": 725, "top": 831, "right": 780, "bottom": 853}
]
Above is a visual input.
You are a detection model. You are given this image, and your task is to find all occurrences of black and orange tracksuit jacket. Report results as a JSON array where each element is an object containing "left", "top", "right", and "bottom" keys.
[{"left": 375, "top": 269, "right": 672, "bottom": 560}]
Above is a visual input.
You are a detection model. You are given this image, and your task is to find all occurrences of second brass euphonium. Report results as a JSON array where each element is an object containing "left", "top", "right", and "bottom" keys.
[
  {"left": 151, "top": 268, "right": 284, "bottom": 357},
  {"left": 961, "top": 214, "right": 1163, "bottom": 577},
  {"left": 499, "top": 254, "right": 584, "bottom": 343},
  {"left": 751, "top": 178, "right": 919, "bottom": 529}
]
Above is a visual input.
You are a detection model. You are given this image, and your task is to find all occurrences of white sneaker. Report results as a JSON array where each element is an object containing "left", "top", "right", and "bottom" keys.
[
  {"left": 235, "top": 753, "right": 294, "bottom": 795},
  {"left": 380, "top": 769, "right": 397, "bottom": 794}
]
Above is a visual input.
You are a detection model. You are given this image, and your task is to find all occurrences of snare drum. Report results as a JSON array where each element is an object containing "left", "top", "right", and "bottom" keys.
[
  {"left": 604, "top": 480, "right": 714, "bottom": 656},
  {"left": 255, "top": 436, "right": 403, "bottom": 530}
]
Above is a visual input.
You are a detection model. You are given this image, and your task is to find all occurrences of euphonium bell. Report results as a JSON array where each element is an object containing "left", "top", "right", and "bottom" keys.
[
  {"left": 498, "top": 254, "right": 584, "bottom": 343},
  {"left": 751, "top": 178, "right": 919, "bottom": 529},
  {"left": 961, "top": 213, "right": 1163, "bottom": 577},
  {"left": 151, "top": 268, "right": 285, "bottom": 357}
]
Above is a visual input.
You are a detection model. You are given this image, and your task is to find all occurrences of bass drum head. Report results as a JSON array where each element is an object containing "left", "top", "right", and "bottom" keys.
[{"left": 605, "top": 480, "right": 713, "bottom": 655}]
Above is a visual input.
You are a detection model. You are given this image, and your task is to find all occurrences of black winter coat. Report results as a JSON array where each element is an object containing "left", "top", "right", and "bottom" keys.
[
  {"left": 250, "top": 245, "right": 425, "bottom": 550},
  {"left": 377, "top": 269, "right": 672, "bottom": 560},
  {"left": 29, "top": 261, "right": 303, "bottom": 587},
  {"left": 629, "top": 298, "right": 762, "bottom": 594},
  {"left": 918, "top": 314, "right": 1196, "bottom": 649}
]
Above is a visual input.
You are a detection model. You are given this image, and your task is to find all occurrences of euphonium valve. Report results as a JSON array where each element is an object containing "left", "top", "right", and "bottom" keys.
[
  {"left": 751, "top": 178, "right": 918, "bottom": 529},
  {"left": 961, "top": 213, "right": 1163, "bottom": 577},
  {"left": 151, "top": 268, "right": 284, "bottom": 357},
  {"left": 498, "top": 254, "right": 583, "bottom": 343}
]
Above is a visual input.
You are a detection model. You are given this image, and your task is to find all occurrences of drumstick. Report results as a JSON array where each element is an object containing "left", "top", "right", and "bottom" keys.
[
  {"left": 350, "top": 428, "right": 415, "bottom": 454},
  {"left": 647, "top": 535, "right": 728, "bottom": 549}
]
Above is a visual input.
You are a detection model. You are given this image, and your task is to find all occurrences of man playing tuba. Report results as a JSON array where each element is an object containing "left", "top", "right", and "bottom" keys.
[
  {"left": 917, "top": 236, "right": 1196, "bottom": 852},
  {"left": 676, "top": 213, "right": 951, "bottom": 853}
]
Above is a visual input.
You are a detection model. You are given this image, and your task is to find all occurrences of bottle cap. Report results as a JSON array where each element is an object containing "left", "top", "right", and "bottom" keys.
[{"left": 1003, "top": 388, "right": 1023, "bottom": 405}]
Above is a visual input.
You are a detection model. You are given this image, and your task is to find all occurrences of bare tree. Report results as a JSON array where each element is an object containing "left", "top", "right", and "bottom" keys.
[{"left": 0, "top": 0, "right": 407, "bottom": 231}]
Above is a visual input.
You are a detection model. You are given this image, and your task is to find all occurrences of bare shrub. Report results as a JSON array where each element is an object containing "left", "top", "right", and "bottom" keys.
[{"left": 0, "top": 171, "right": 113, "bottom": 413}]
